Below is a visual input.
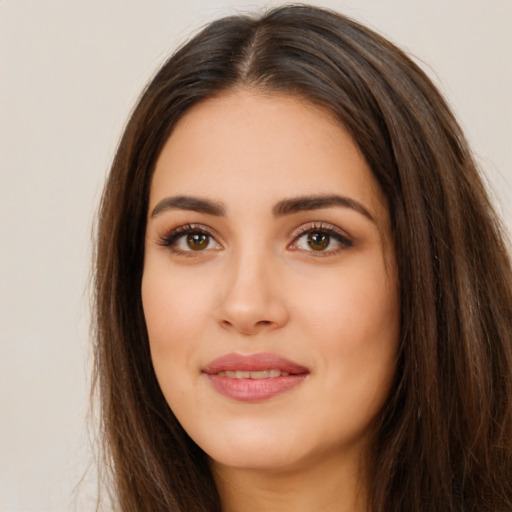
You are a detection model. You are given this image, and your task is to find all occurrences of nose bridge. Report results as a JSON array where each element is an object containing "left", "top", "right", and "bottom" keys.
[{"left": 216, "top": 242, "right": 288, "bottom": 334}]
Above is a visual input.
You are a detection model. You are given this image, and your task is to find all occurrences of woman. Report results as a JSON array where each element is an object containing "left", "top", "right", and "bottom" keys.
[{"left": 93, "top": 5, "right": 512, "bottom": 511}]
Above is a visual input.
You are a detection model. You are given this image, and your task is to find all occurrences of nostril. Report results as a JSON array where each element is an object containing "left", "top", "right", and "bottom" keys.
[{"left": 218, "top": 318, "right": 275, "bottom": 335}]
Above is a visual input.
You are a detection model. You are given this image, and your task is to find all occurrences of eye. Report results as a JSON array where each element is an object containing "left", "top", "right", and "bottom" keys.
[
  {"left": 289, "top": 223, "right": 353, "bottom": 254},
  {"left": 158, "top": 224, "right": 222, "bottom": 254},
  {"left": 178, "top": 232, "right": 216, "bottom": 251},
  {"left": 305, "top": 232, "right": 331, "bottom": 251}
]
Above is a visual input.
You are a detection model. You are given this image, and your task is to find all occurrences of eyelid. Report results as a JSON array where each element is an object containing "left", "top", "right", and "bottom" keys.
[
  {"left": 156, "top": 221, "right": 353, "bottom": 256},
  {"left": 288, "top": 221, "right": 354, "bottom": 252},
  {"left": 157, "top": 223, "right": 222, "bottom": 250}
]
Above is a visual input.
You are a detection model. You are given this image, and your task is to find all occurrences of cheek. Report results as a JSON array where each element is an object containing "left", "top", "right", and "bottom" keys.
[
  {"left": 142, "top": 263, "right": 214, "bottom": 341},
  {"left": 141, "top": 267, "right": 208, "bottom": 391},
  {"left": 298, "top": 254, "right": 398, "bottom": 341},
  {"left": 300, "top": 259, "right": 399, "bottom": 397}
]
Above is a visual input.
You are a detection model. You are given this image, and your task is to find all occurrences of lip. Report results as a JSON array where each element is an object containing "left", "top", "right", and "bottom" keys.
[{"left": 202, "top": 352, "right": 309, "bottom": 402}]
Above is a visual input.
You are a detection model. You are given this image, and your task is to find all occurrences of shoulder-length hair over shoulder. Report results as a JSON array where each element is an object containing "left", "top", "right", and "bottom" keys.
[{"left": 93, "top": 5, "right": 512, "bottom": 511}]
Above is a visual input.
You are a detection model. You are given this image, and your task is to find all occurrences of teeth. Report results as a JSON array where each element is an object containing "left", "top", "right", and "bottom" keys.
[
  {"left": 251, "top": 370, "right": 270, "bottom": 379},
  {"left": 216, "top": 369, "right": 290, "bottom": 379}
]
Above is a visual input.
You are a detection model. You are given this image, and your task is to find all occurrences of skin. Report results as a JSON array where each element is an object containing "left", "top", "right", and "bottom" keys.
[{"left": 142, "top": 89, "right": 400, "bottom": 512}]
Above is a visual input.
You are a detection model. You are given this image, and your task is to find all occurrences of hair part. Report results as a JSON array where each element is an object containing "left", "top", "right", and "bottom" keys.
[{"left": 93, "top": 5, "right": 512, "bottom": 511}]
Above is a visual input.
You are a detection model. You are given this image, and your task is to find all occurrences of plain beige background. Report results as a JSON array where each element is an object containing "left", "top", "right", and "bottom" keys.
[{"left": 1, "top": 1, "right": 511, "bottom": 510}]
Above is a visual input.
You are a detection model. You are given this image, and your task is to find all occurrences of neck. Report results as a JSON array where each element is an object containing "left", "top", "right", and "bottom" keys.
[{"left": 211, "top": 447, "right": 370, "bottom": 512}]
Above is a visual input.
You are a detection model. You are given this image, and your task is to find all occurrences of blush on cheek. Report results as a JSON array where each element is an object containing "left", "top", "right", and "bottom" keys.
[{"left": 142, "top": 273, "right": 193, "bottom": 330}]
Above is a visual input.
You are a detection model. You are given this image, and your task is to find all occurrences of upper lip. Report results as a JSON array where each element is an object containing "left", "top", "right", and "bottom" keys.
[{"left": 202, "top": 352, "right": 309, "bottom": 375}]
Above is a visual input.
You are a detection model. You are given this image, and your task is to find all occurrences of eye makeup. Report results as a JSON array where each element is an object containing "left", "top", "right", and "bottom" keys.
[
  {"left": 157, "top": 223, "right": 221, "bottom": 255},
  {"left": 288, "top": 221, "right": 354, "bottom": 256},
  {"left": 156, "top": 219, "right": 354, "bottom": 259}
]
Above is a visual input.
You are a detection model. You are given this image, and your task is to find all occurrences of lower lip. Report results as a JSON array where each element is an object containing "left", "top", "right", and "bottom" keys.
[{"left": 206, "top": 374, "right": 307, "bottom": 402}]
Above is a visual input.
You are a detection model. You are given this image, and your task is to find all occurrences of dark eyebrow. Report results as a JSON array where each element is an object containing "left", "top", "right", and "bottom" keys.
[
  {"left": 151, "top": 196, "right": 225, "bottom": 217},
  {"left": 150, "top": 194, "right": 374, "bottom": 221},
  {"left": 273, "top": 195, "right": 374, "bottom": 221}
]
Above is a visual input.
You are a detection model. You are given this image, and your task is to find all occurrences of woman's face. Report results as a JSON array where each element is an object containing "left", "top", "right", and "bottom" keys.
[{"left": 142, "top": 90, "right": 399, "bottom": 473}]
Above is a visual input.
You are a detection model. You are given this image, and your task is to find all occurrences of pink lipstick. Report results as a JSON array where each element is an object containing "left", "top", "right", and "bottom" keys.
[{"left": 202, "top": 353, "right": 309, "bottom": 402}]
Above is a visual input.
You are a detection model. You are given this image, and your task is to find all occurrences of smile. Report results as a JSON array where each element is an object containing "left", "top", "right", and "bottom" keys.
[
  {"left": 216, "top": 369, "right": 290, "bottom": 379},
  {"left": 202, "top": 353, "right": 309, "bottom": 402}
]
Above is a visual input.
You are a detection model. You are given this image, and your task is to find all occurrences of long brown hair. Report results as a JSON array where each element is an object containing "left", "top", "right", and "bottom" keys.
[{"left": 93, "top": 5, "right": 512, "bottom": 511}]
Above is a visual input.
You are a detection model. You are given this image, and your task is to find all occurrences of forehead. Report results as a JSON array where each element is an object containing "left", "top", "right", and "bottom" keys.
[{"left": 151, "top": 89, "right": 386, "bottom": 219}]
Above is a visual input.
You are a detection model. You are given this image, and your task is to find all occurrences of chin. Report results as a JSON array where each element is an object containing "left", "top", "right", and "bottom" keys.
[
  {"left": 191, "top": 420, "right": 306, "bottom": 471},
  {"left": 208, "top": 443, "right": 307, "bottom": 473},
  {"left": 193, "top": 415, "right": 368, "bottom": 476}
]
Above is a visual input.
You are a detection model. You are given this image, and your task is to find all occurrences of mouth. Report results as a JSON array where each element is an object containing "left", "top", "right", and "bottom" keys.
[
  {"left": 202, "top": 352, "right": 309, "bottom": 402},
  {"left": 215, "top": 369, "right": 291, "bottom": 379}
]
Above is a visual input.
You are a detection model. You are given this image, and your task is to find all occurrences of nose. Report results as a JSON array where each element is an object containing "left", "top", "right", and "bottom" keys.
[{"left": 214, "top": 250, "right": 289, "bottom": 336}]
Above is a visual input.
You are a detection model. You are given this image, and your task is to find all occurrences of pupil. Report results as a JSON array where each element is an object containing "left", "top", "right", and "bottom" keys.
[
  {"left": 187, "top": 233, "right": 208, "bottom": 250},
  {"left": 308, "top": 232, "right": 329, "bottom": 250}
]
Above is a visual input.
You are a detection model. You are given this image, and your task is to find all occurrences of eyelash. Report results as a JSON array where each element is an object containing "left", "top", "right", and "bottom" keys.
[
  {"left": 288, "top": 222, "right": 353, "bottom": 255},
  {"left": 157, "top": 222, "right": 353, "bottom": 256},
  {"left": 157, "top": 224, "right": 218, "bottom": 255}
]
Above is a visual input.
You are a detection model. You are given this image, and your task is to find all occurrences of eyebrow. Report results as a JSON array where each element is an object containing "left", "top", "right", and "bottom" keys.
[
  {"left": 151, "top": 196, "right": 225, "bottom": 217},
  {"left": 272, "top": 195, "right": 374, "bottom": 221},
  {"left": 150, "top": 194, "right": 374, "bottom": 221}
]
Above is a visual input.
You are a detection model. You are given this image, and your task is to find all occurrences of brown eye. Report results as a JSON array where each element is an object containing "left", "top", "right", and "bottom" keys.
[
  {"left": 186, "top": 233, "right": 209, "bottom": 250},
  {"left": 307, "top": 232, "right": 330, "bottom": 251},
  {"left": 159, "top": 225, "right": 222, "bottom": 254},
  {"left": 290, "top": 224, "right": 352, "bottom": 255}
]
